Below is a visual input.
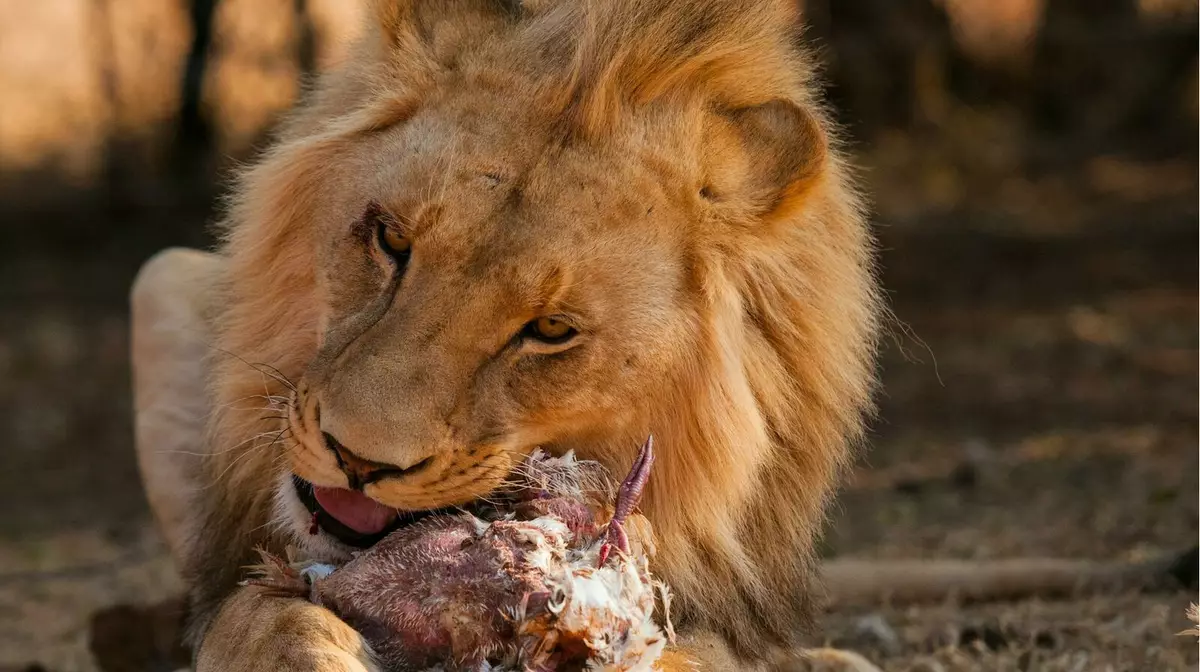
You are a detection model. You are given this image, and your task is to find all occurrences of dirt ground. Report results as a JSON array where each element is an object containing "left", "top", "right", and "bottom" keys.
[{"left": 0, "top": 126, "right": 1196, "bottom": 670}]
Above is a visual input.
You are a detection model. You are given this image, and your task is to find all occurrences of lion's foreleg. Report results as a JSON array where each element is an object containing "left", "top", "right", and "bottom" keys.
[
  {"left": 132, "top": 248, "right": 383, "bottom": 670},
  {"left": 196, "top": 586, "right": 381, "bottom": 672}
]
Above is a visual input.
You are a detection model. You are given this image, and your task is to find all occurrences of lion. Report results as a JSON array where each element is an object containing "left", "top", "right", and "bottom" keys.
[{"left": 128, "top": 0, "right": 1193, "bottom": 670}]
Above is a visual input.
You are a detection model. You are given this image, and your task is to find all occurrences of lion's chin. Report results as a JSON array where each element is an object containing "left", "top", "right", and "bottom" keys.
[
  {"left": 272, "top": 472, "right": 357, "bottom": 563},
  {"left": 271, "top": 473, "right": 465, "bottom": 563}
]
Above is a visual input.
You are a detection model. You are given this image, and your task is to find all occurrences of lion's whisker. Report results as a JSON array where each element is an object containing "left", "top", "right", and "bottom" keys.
[
  {"left": 199, "top": 427, "right": 292, "bottom": 491},
  {"left": 249, "top": 362, "right": 299, "bottom": 392},
  {"left": 203, "top": 344, "right": 298, "bottom": 393},
  {"left": 222, "top": 405, "right": 287, "bottom": 415},
  {"left": 154, "top": 427, "right": 291, "bottom": 458}
]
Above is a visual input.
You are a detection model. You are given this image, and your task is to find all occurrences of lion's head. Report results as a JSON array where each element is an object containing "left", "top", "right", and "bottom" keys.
[{"left": 189, "top": 0, "right": 880, "bottom": 657}]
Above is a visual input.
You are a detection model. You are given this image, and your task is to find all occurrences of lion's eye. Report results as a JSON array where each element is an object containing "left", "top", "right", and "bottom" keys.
[
  {"left": 525, "top": 316, "right": 577, "bottom": 344},
  {"left": 378, "top": 225, "right": 412, "bottom": 258}
]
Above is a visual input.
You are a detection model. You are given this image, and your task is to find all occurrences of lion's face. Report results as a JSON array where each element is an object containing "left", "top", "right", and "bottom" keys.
[{"left": 282, "top": 84, "right": 710, "bottom": 550}]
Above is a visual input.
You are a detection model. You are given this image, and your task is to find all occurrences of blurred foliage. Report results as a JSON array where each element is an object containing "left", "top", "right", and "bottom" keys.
[{"left": 0, "top": 0, "right": 1194, "bottom": 220}]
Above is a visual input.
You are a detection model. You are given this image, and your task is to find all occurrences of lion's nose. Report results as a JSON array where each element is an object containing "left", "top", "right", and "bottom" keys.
[{"left": 322, "top": 432, "right": 434, "bottom": 490}]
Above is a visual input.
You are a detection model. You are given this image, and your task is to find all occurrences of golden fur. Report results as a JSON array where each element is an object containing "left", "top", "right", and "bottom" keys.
[{"left": 178, "top": 0, "right": 881, "bottom": 667}]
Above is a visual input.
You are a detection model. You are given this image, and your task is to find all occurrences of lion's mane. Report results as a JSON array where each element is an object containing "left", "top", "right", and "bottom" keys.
[{"left": 184, "top": 0, "right": 880, "bottom": 658}]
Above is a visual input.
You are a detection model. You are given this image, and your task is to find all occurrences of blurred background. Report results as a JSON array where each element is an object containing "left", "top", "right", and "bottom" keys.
[{"left": 0, "top": 1, "right": 1195, "bottom": 670}]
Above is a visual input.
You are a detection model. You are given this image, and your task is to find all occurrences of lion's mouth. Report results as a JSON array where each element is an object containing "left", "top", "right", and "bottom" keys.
[{"left": 291, "top": 475, "right": 451, "bottom": 548}]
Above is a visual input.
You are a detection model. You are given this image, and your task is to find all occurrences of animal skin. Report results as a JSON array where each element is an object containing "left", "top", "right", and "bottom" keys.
[{"left": 246, "top": 442, "right": 670, "bottom": 672}]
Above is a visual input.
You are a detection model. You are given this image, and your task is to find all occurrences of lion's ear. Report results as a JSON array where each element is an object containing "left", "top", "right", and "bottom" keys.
[{"left": 723, "top": 100, "right": 828, "bottom": 221}]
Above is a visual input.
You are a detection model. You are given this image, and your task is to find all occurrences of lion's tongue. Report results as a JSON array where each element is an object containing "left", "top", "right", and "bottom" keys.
[{"left": 312, "top": 486, "right": 398, "bottom": 535}]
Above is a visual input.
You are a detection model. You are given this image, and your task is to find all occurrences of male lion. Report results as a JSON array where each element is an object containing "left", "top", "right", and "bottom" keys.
[{"left": 127, "top": 0, "right": 1190, "bottom": 670}]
